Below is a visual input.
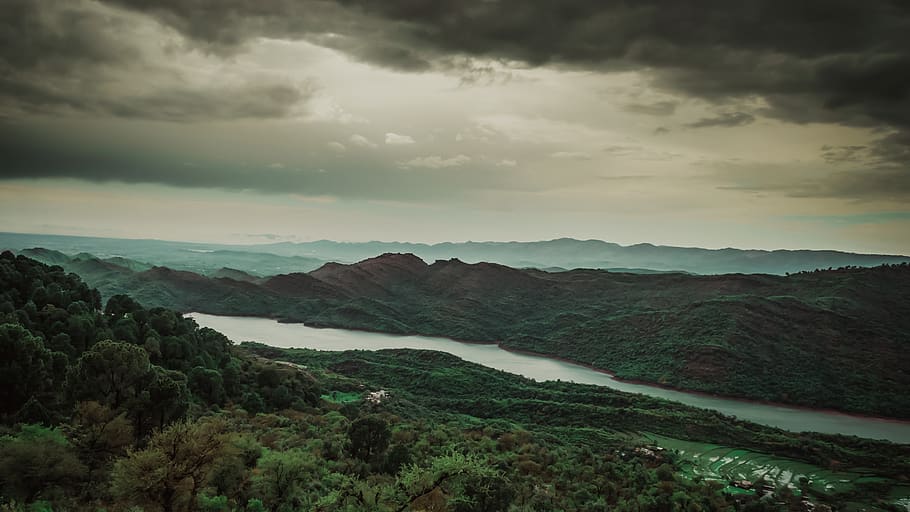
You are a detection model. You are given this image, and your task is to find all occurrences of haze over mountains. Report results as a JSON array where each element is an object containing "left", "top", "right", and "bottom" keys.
[{"left": 3, "top": 232, "right": 909, "bottom": 276}]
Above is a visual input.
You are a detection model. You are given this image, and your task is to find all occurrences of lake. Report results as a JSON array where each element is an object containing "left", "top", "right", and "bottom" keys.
[{"left": 188, "top": 312, "right": 910, "bottom": 444}]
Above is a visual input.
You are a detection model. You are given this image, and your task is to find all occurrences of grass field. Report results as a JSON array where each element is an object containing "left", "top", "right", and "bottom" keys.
[{"left": 319, "top": 390, "right": 362, "bottom": 404}]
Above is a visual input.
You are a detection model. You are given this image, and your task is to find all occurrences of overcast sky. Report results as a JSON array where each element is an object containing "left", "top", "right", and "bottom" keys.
[{"left": 1, "top": 0, "right": 908, "bottom": 253}]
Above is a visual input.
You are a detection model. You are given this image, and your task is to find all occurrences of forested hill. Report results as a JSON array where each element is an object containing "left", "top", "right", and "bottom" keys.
[
  {"left": 19, "top": 248, "right": 910, "bottom": 419},
  {"left": 1, "top": 251, "right": 909, "bottom": 511}
]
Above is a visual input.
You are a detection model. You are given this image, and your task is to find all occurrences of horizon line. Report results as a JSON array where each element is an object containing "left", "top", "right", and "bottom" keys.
[{"left": 1, "top": 229, "right": 909, "bottom": 258}]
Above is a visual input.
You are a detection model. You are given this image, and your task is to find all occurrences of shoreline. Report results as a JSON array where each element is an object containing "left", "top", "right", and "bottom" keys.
[
  {"left": 495, "top": 345, "right": 910, "bottom": 426},
  {"left": 186, "top": 310, "right": 910, "bottom": 427}
]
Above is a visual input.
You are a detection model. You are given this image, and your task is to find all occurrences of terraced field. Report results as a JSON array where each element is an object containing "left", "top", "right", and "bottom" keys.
[{"left": 645, "top": 434, "right": 909, "bottom": 510}]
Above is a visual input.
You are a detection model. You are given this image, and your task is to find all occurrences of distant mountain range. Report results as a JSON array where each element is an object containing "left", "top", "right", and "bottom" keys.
[
  {"left": 12, "top": 246, "right": 910, "bottom": 419},
  {"left": 2, "top": 231, "right": 909, "bottom": 275},
  {"left": 0, "top": 232, "right": 326, "bottom": 276}
]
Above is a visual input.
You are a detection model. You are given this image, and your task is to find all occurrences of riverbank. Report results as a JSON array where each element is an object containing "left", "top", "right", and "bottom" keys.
[
  {"left": 188, "top": 312, "right": 910, "bottom": 443},
  {"left": 191, "top": 310, "right": 910, "bottom": 425},
  {"left": 496, "top": 344, "right": 910, "bottom": 426}
]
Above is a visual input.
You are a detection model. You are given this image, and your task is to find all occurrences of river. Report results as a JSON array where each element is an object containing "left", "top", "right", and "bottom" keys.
[{"left": 188, "top": 312, "right": 910, "bottom": 444}]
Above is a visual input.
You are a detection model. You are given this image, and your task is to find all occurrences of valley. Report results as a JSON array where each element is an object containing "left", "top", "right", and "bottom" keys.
[{"left": 14, "top": 244, "right": 910, "bottom": 420}]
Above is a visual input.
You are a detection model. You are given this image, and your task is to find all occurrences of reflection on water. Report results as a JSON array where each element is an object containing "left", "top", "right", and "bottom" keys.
[{"left": 188, "top": 312, "right": 910, "bottom": 444}]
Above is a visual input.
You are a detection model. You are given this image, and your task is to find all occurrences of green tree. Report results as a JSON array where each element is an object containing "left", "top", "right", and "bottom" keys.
[
  {"left": 69, "top": 401, "right": 134, "bottom": 486},
  {"left": 346, "top": 415, "right": 390, "bottom": 462},
  {"left": 208, "top": 435, "right": 262, "bottom": 505},
  {"left": 188, "top": 366, "right": 227, "bottom": 405},
  {"left": 68, "top": 339, "right": 153, "bottom": 410},
  {"left": 111, "top": 418, "right": 230, "bottom": 512},
  {"left": 133, "top": 366, "right": 190, "bottom": 440},
  {"left": 0, "top": 323, "right": 56, "bottom": 415},
  {"left": 251, "top": 448, "right": 314, "bottom": 511},
  {"left": 0, "top": 425, "right": 87, "bottom": 504},
  {"left": 105, "top": 294, "right": 142, "bottom": 319},
  {"left": 398, "top": 451, "right": 513, "bottom": 512}
]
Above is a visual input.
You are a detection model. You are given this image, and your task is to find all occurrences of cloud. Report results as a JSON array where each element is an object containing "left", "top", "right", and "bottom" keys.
[
  {"left": 821, "top": 145, "right": 870, "bottom": 165},
  {"left": 385, "top": 132, "right": 416, "bottom": 145},
  {"left": 706, "top": 156, "right": 910, "bottom": 201},
  {"left": 350, "top": 134, "right": 378, "bottom": 148},
  {"left": 0, "top": 123, "right": 483, "bottom": 201},
  {"left": 622, "top": 101, "right": 678, "bottom": 116},
  {"left": 306, "top": 96, "right": 369, "bottom": 124},
  {"left": 686, "top": 112, "right": 756, "bottom": 129},
  {"left": 550, "top": 151, "right": 592, "bottom": 160},
  {"left": 327, "top": 141, "right": 346, "bottom": 152},
  {"left": 99, "top": 1, "right": 909, "bottom": 128},
  {"left": 106, "top": 82, "right": 312, "bottom": 122},
  {"left": 0, "top": 0, "right": 313, "bottom": 122},
  {"left": 399, "top": 154, "right": 471, "bottom": 169},
  {"left": 9, "top": 0, "right": 910, "bottom": 161},
  {"left": 0, "top": 122, "right": 536, "bottom": 201},
  {"left": 496, "top": 159, "right": 518, "bottom": 167},
  {"left": 603, "top": 144, "right": 681, "bottom": 161}
]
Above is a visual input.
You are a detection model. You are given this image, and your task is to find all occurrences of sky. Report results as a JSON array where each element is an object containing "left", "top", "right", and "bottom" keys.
[{"left": 1, "top": 1, "right": 908, "bottom": 254}]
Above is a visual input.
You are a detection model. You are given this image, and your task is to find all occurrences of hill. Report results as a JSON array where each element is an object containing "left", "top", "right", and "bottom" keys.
[
  {"left": 17, "top": 248, "right": 910, "bottom": 419},
  {"left": 2, "top": 233, "right": 326, "bottom": 276},
  {"left": 253, "top": 238, "right": 910, "bottom": 275}
]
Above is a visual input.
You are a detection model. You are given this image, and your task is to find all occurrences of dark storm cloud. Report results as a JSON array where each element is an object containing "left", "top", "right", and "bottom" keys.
[
  {"left": 101, "top": 2, "right": 910, "bottom": 118},
  {"left": 0, "top": 0, "right": 311, "bottom": 121},
  {"left": 99, "top": 0, "right": 435, "bottom": 71},
  {"left": 10, "top": 0, "right": 910, "bottom": 135},
  {"left": 100, "top": 83, "right": 312, "bottom": 122},
  {"left": 0, "top": 0, "right": 137, "bottom": 72},
  {"left": 686, "top": 112, "right": 756, "bottom": 129},
  {"left": 0, "top": 75, "right": 312, "bottom": 122},
  {"left": 622, "top": 101, "right": 678, "bottom": 116},
  {"left": 0, "top": 124, "right": 520, "bottom": 201}
]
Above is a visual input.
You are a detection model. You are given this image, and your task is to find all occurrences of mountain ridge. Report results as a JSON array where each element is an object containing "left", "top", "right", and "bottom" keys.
[{"left": 4, "top": 231, "right": 909, "bottom": 275}]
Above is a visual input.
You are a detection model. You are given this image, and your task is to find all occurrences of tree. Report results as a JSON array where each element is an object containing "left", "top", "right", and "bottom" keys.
[
  {"left": 398, "top": 451, "right": 513, "bottom": 512},
  {"left": 134, "top": 366, "right": 190, "bottom": 439},
  {"left": 0, "top": 323, "right": 56, "bottom": 415},
  {"left": 104, "top": 294, "right": 142, "bottom": 319},
  {"left": 111, "top": 418, "right": 230, "bottom": 512},
  {"left": 70, "top": 401, "right": 134, "bottom": 485},
  {"left": 188, "top": 366, "right": 227, "bottom": 405},
  {"left": 68, "top": 339, "right": 153, "bottom": 410},
  {"left": 346, "top": 415, "right": 391, "bottom": 462},
  {"left": 0, "top": 425, "right": 87, "bottom": 504},
  {"left": 251, "top": 449, "right": 314, "bottom": 510},
  {"left": 208, "top": 435, "right": 262, "bottom": 504}
]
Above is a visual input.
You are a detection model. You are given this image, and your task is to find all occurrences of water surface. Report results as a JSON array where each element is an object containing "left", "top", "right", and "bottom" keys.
[{"left": 189, "top": 312, "right": 910, "bottom": 444}]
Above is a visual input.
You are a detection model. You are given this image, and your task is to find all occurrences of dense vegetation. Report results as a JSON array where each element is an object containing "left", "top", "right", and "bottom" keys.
[
  {"left": 2, "top": 252, "right": 908, "bottom": 511},
  {"left": 22, "top": 248, "right": 910, "bottom": 419}
]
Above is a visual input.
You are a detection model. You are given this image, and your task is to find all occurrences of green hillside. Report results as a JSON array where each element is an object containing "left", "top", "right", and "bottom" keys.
[
  {"left": 1, "top": 252, "right": 909, "bottom": 511},
  {"left": 20, "top": 248, "right": 910, "bottom": 419}
]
